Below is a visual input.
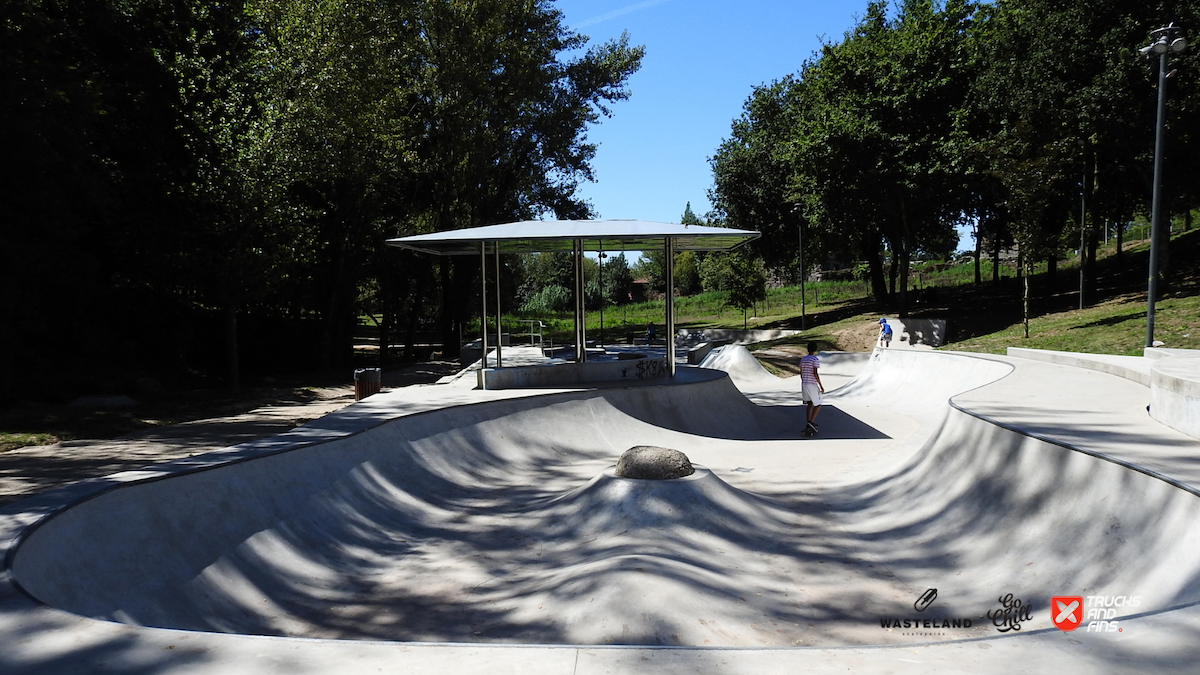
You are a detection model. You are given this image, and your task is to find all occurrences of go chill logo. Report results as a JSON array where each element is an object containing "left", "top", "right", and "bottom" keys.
[{"left": 1052, "top": 595, "right": 1141, "bottom": 633}]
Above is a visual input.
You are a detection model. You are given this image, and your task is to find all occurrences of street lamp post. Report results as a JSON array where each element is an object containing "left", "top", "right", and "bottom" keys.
[
  {"left": 1079, "top": 138, "right": 1087, "bottom": 310},
  {"left": 1141, "top": 23, "right": 1187, "bottom": 348},
  {"left": 598, "top": 248, "right": 606, "bottom": 347},
  {"left": 793, "top": 204, "right": 806, "bottom": 330}
]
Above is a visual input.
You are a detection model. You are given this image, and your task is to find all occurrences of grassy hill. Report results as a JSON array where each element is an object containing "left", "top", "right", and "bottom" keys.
[
  {"left": 742, "top": 229, "right": 1200, "bottom": 373},
  {"left": 556, "top": 228, "right": 1200, "bottom": 357}
]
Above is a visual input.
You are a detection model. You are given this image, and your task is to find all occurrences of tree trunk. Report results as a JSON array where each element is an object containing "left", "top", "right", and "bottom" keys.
[
  {"left": 862, "top": 234, "right": 889, "bottom": 303},
  {"left": 1116, "top": 221, "right": 1124, "bottom": 266},
  {"left": 225, "top": 302, "right": 240, "bottom": 393},
  {"left": 898, "top": 246, "right": 910, "bottom": 318},
  {"left": 1023, "top": 268, "right": 1031, "bottom": 339},
  {"left": 973, "top": 224, "right": 982, "bottom": 285},
  {"left": 992, "top": 235, "right": 1002, "bottom": 285},
  {"left": 1085, "top": 224, "right": 1098, "bottom": 301},
  {"left": 379, "top": 261, "right": 392, "bottom": 369},
  {"left": 888, "top": 251, "right": 898, "bottom": 299},
  {"left": 439, "top": 260, "right": 458, "bottom": 358}
]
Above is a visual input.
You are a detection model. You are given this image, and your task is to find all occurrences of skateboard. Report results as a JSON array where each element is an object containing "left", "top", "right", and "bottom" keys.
[{"left": 803, "top": 422, "right": 818, "bottom": 437}]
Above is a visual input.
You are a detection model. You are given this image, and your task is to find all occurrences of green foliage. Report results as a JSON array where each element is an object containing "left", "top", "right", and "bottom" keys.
[
  {"left": 521, "top": 284, "right": 573, "bottom": 314},
  {"left": 673, "top": 251, "right": 702, "bottom": 295},
  {"left": 0, "top": 0, "right": 645, "bottom": 401},
  {"left": 700, "top": 252, "right": 736, "bottom": 293},
  {"left": 601, "top": 252, "right": 634, "bottom": 305},
  {"left": 698, "top": 251, "right": 767, "bottom": 315}
]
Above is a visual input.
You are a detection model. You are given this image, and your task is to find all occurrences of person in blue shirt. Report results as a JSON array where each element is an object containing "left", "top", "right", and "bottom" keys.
[{"left": 878, "top": 318, "right": 893, "bottom": 348}]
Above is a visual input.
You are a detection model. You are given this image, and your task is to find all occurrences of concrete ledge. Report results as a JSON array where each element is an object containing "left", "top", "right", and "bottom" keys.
[
  {"left": 686, "top": 340, "right": 732, "bottom": 365},
  {"left": 1145, "top": 347, "right": 1200, "bottom": 360},
  {"left": 1151, "top": 358, "right": 1200, "bottom": 440},
  {"left": 1006, "top": 347, "right": 1153, "bottom": 385},
  {"left": 479, "top": 357, "right": 669, "bottom": 389},
  {"left": 678, "top": 328, "right": 800, "bottom": 345}
]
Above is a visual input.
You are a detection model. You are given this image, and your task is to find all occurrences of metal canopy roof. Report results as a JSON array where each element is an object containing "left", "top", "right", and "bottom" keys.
[{"left": 385, "top": 219, "right": 760, "bottom": 255}]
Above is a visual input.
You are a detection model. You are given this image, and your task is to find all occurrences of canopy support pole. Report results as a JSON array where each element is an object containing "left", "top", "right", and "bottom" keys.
[
  {"left": 573, "top": 239, "right": 586, "bottom": 362},
  {"left": 479, "top": 242, "right": 488, "bottom": 385},
  {"left": 494, "top": 243, "right": 503, "bottom": 368},
  {"left": 665, "top": 236, "right": 675, "bottom": 377}
]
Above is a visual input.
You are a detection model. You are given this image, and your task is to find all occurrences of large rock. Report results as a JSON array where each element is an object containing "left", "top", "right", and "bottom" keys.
[{"left": 614, "top": 445, "right": 695, "bottom": 480}]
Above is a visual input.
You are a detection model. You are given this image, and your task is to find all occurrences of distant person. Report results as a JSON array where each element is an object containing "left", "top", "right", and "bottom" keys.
[
  {"left": 800, "top": 341, "right": 824, "bottom": 435},
  {"left": 878, "top": 318, "right": 893, "bottom": 348},
  {"left": 646, "top": 323, "right": 656, "bottom": 345}
]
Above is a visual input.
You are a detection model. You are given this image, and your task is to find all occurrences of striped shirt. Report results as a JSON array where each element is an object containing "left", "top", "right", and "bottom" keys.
[{"left": 800, "top": 354, "right": 820, "bottom": 385}]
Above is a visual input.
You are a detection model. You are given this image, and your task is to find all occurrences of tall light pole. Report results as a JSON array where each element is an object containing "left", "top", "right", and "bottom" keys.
[
  {"left": 598, "top": 248, "right": 606, "bottom": 347},
  {"left": 1078, "top": 138, "right": 1087, "bottom": 310},
  {"left": 1141, "top": 23, "right": 1187, "bottom": 348},
  {"left": 793, "top": 204, "right": 806, "bottom": 330}
]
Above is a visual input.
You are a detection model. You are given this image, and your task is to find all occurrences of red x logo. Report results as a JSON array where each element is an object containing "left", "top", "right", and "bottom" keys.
[{"left": 1052, "top": 596, "right": 1084, "bottom": 631}]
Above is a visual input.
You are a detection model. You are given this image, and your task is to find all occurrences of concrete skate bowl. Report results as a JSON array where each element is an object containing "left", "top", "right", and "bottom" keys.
[{"left": 10, "top": 351, "right": 1200, "bottom": 649}]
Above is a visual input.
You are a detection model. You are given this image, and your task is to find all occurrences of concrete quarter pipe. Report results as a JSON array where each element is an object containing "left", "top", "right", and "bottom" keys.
[{"left": 3, "top": 348, "right": 1200, "bottom": 673}]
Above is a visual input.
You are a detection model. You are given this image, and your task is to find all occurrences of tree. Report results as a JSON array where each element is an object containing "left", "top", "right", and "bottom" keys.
[
  {"left": 700, "top": 251, "right": 767, "bottom": 327},
  {"left": 601, "top": 252, "right": 634, "bottom": 305}
]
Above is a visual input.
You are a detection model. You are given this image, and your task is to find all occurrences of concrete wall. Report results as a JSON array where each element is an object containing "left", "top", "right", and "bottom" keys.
[
  {"left": 479, "top": 356, "right": 669, "bottom": 389},
  {"left": 1151, "top": 357, "right": 1200, "bottom": 440},
  {"left": 677, "top": 329, "right": 800, "bottom": 345},
  {"left": 1007, "top": 347, "right": 1152, "bottom": 385}
]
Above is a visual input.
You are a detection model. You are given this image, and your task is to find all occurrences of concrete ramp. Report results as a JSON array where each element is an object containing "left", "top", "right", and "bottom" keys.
[
  {"left": 698, "top": 344, "right": 779, "bottom": 387},
  {"left": 6, "top": 348, "right": 1200, "bottom": 671}
]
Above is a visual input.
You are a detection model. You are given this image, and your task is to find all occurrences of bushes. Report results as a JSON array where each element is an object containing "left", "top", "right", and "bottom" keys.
[{"left": 521, "top": 284, "right": 573, "bottom": 313}]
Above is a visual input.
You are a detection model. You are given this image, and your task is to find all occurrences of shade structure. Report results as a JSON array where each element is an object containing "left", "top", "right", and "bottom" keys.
[
  {"left": 386, "top": 219, "right": 761, "bottom": 380},
  {"left": 385, "top": 219, "right": 760, "bottom": 255}
]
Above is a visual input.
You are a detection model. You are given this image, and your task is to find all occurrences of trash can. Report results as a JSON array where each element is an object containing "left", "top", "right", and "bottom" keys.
[{"left": 354, "top": 368, "right": 381, "bottom": 401}]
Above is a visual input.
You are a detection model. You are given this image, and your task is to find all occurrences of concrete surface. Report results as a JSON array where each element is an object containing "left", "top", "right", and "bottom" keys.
[
  {"left": 3, "top": 347, "right": 1200, "bottom": 673},
  {"left": 1151, "top": 357, "right": 1200, "bottom": 440},
  {"left": 481, "top": 352, "right": 669, "bottom": 389},
  {"left": 1008, "top": 346, "right": 1200, "bottom": 441},
  {"left": 1007, "top": 346, "right": 1153, "bottom": 385}
]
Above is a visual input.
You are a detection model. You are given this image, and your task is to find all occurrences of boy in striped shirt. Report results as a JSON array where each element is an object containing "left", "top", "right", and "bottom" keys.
[{"left": 800, "top": 341, "right": 824, "bottom": 435}]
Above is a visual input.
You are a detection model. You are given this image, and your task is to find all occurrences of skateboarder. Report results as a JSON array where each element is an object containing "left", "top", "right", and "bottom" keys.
[
  {"left": 800, "top": 341, "right": 824, "bottom": 436},
  {"left": 878, "top": 318, "right": 893, "bottom": 348}
]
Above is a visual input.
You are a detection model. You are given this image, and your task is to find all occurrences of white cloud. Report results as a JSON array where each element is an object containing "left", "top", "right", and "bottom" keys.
[{"left": 575, "top": 0, "right": 674, "bottom": 28}]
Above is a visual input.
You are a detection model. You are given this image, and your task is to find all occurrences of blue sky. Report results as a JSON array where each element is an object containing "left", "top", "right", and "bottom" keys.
[{"left": 554, "top": 0, "right": 876, "bottom": 224}]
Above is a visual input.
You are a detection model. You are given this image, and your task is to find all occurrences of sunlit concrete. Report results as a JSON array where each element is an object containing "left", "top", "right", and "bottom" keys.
[{"left": 3, "top": 346, "right": 1200, "bottom": 673}]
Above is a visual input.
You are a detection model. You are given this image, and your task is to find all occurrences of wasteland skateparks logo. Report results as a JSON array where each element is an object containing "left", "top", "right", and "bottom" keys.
[
  {"left": 879, "top": 589, "right": 974, "bottom": 636},
  {"left": 1052, "top": 595, "right": 1139, "bottom": 633}
]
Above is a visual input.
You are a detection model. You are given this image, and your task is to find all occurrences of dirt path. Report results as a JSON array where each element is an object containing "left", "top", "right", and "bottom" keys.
[{"left": 0, "top": 362, "right": 459, "bottom": 508}]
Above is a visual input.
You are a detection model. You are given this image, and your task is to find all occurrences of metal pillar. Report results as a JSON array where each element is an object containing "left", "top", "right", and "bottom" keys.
[
  {"left": 799, "top": 222, "right": 806, "bottom": 330},
  {"left": 665, "top": 236, "right": 675, "bottom": 377},
  {"left": 1143, "top": 23, "right": 1186, "bottom": 348},
  {"left": 479, "top": 242, "right": 488, "bottom": 384},
  {"left": 598, "top": 244, "right": 604, "bottom": 347},
  {"left": 1147, "top": 49, "right": 1169, "bottom": 347},
  {"left": 1080, "top": 150, "right": 1087, "bottom": 310},
  {"left": 494, "top": 243, "right": 502, "bottom": 368},
  {"left": 573, "top": 239, "right": 586, "bottom": 362}
]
